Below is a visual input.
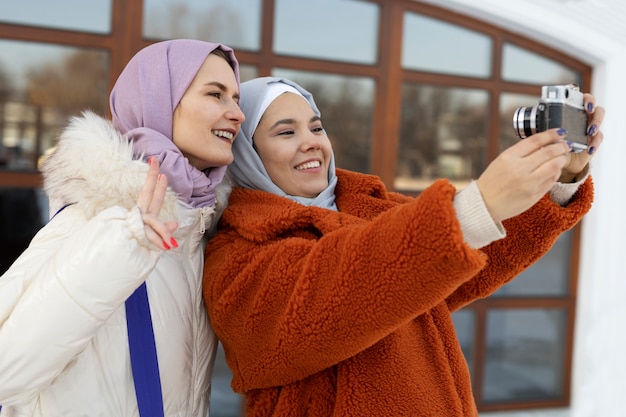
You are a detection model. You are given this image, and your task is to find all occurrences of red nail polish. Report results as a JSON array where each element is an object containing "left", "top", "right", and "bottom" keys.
[
  {"left": 162, "top": 241, "right": 170, "bottom": 250},
  {"left": 170, "top": 238, "right": 178, "bottom": 248}
]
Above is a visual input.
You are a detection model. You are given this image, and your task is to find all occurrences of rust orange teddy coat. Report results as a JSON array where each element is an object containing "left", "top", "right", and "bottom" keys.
[{"left": 203, "top": 168, "right": 593, "bottom": 417}]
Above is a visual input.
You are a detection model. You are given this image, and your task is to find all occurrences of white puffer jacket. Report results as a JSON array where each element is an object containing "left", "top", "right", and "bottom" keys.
[{"left": 0, "top": 112, "right": 227, "bottom": 417}]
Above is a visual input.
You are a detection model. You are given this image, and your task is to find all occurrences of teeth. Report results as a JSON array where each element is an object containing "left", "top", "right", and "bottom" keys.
[
  {"left": 296, "top": 161, "right": 321, "bottom": 170},
  {"left": 212, "top": 130, "right": 234, "bottom": 140}
]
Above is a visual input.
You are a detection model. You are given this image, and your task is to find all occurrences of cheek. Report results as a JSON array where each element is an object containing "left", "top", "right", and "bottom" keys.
[{"left": 172, "top": 104, "right": 199, "bottom": 142}]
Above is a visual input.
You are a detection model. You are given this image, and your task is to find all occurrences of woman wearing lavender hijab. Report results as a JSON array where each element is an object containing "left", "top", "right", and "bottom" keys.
[{"left": 0, "top": 39, "right": 244, "bottom": 416}]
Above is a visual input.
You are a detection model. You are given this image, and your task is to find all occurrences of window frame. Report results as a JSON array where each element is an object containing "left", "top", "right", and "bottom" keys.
[{"left": 0, "top": 0, "right": 591, "bottom": 412}]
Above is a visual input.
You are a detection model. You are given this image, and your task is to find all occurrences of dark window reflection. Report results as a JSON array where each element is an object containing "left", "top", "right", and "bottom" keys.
[
  {"left": 0, "top": 1, "right": 111, "bottom": 34},
  {"left": 143, "top": 0, "right": 262, "bottom": 51},
  {"left": 452, "top": 309, "right": 475, "bottom": 379},
  {"left": 493, "top": 231, "right": 571, "bottom": 297},
  {"left": 274, "top": 0, "right": 379, "bottom": 64},
  {"left": 272, "top": 69, "right": 375, "bottom": 174},
  {"left": 502, "top": 43, "right": 581, "bottom": 85},
  {"left": 0, "top": 40, "right": 109, "bottom": 171},
  {"left": 483, "top": 309, "right": 566, "bottom": 403},
  {"left": 0, "top": 187, "right": 46, "bottom": 274},
  {"left": 210, "top": 343, "right": 244, "bottom": 417},
  {"left": 402, "top": 12, "right": 492, "bottom": 78},
  {"left": 397, "top": 84, "right": 488, "bottom": 191}
]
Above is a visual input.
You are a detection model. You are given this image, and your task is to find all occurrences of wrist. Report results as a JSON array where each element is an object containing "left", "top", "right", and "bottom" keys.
[{"left": 558, "top": 163, "right": 590, "bottom": 184}]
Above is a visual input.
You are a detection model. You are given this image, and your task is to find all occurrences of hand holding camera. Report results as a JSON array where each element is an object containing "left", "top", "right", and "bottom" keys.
[
  {"left": 475, "top": 85, "right": 604, "bottom": 223},
  {"left": 513, "top": 84, "right": 605, "bottom": 181}
]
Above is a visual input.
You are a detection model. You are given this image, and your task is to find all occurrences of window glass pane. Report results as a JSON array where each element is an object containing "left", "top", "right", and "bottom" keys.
[
  {"left": 484, "top": 309, "right": 566, "bottom": 403},
  {"left": 210, "top": 342, "right": 243, "bottom": 417},
  {"left": 493, "top": 231, "right": 571, "bottom": 297},
  {"left": 402, "top": 13, "right": 492, "bottom": 78},
  {"left": 452, "top": 309, "right": 475, "bottom": 378},
  {"left": 143, "top": 0, "right": 262, "bottom": 51},
  {"left": 396, "top": 84, "right": 488, "bottom": 191},
  {"left": 272, "top": 69, "right": 375, "bottom": 173},
  {"left": 499, "top": 92, "right": 540, "bottom": 153},
  {"left": 0, "top": 187, "right": 47, "bottom": 274},
  {"left": 0, "top": 40, "right": 109, "bottom": 171},
  {"left": 274, "top": 0, "right": 379, "bottom": 64},
  {"left": 239, "top": 65, "right": 258, "bottom": 83},
  {"left": 0, "top": 0, "right": 111, "bottom": 34},
  {"left": 502, "top": 43, "right": 581, "bottom": 85}
]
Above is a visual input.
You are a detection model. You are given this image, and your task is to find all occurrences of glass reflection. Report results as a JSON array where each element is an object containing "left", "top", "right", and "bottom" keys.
[
  {"left": 0, "top": 0, "right": 111, "bottom": 34},
  {"left": 402, "top": 12, "right": 492, "bottom": 78},
  {"left": 0, "top": 187, "right": 46, "bottom": 274},
  {"left": 143, "top": 0, "right": 261, "bottom": 51},
  {"left": 483, "top": 309, "right": 565, "bottom": 403},
  {"left": 274, "top": 0, "right": 379, "bottom": 64},
  {"left": 0, "top": 40, "right": 109, "bottom": 171},
  {"left": 452, "top": 309, "right": 475, "bottom": 378},
  {"left": 499, "top": 92, "right": 539, "bottom": 153},
  {"left": 238, "top": 65, "right": 258, "bottom": 83},
  {"left": 210, "top": 342, "right": 243, "bottom": 417},
  {"left": 502, "top": 43, "right": 581, "bottom": 85},
  {"left": 494, "top": 231, "right": 571, "bottom": 297},
  {"left": 396, "top": 84, "right": 488, "bottom": 191},
  {"left": 272, "top": 69, "right": 375, "bottom": 173}
]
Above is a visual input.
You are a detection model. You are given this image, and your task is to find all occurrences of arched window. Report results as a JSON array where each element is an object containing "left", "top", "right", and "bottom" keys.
[{"left": 0, "top": 0, "right": 591, "bottom": 414}]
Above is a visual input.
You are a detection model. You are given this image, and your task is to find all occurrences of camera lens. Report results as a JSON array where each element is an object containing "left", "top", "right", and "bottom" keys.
[{"left": 512, "top": 106, "right": 538, "bottom": 139}]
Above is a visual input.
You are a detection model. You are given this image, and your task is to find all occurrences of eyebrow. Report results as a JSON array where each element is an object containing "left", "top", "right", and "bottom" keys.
[
  {"left": 269, "top": 115, "right": 321, "bottom": 130},
  {"left": 203, "top": 81, "right": 240, "bottom": 101}
]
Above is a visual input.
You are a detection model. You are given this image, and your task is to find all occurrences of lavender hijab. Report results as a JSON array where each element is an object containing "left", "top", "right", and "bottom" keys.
[
  {"left": 110, "top": 39, "right": 240, "bottom": 208},
  {"left": 228, "top": 77, "right": 338, "bottom": 210}
]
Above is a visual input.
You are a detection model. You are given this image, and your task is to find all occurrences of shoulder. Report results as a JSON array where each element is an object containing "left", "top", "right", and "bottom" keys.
[{"left": 41, "top": 111, "right": 179, "bottom": 219}]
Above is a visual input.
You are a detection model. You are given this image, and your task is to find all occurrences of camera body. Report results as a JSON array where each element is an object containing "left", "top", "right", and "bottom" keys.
[{"left": 512, "top": 85, "right": 588, "bottom": 153}]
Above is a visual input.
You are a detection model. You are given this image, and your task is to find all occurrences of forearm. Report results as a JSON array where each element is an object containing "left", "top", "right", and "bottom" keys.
[
  {"left": 447, "top": 176, "right": 594, "bottom": 311},
  {"left": 0, "top": 205, "right": 160, "bottom": 403}
]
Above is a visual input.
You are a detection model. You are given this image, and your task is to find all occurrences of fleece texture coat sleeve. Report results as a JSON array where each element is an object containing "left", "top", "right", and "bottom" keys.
[
  {"left": 446, "top": 176, "right": 593, "bottom": 311},
  {"left": 203, "top": 169, "right": 593, "bottom": 417}
]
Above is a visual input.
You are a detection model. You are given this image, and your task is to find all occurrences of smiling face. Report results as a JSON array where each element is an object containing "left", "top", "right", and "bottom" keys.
[
  {"left": 172, "top": 53, "right": 245, "bottom": 171},
  {"left": 252, "top": 92, "right": 332, "bottom": 198}
]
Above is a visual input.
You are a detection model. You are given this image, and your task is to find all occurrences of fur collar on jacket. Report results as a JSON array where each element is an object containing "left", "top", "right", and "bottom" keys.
[{"left": 41, "top": 111, "right": 230, "bottom": 222}]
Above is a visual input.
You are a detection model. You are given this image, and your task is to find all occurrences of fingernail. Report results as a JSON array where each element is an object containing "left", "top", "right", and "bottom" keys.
[
  {"left": 567, "top": 141, "right": 574, "bottom": 150},
  {"left": 587, "top": 102, "right": 594, "bottom": 112},
  {"left": 588, "top": 146, "right": 595, "bottom": 155},
  {"left": 163, "top": 241, "right": 171, "bottom": 250},
  {"left": 170, "top": 237, "right": 178, "bottom": 248},
  {"left": 587, "top": 124, "right": 597, "bottom": 136},
  {"left": 557, "top": 128, "right": 568, "bottom": 136}
]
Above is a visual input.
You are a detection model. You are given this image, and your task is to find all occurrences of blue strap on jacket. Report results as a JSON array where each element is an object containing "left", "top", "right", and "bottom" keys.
[{"left": 126, "top": 282, "right": 165, "bottom": 417}]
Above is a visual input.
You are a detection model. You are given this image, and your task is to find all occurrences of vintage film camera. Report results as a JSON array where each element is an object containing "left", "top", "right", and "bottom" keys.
[{"left": 512, "top": 84, "right": 588, "bottom": 153}]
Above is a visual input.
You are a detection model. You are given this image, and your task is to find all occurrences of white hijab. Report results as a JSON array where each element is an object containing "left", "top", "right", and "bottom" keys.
[{"left": 228, "top": 77, "right": 338, "bottom": 210}]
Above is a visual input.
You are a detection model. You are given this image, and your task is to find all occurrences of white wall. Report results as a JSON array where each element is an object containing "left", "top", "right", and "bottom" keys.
[{"left": 416, "top": 1, "right": 626, "bottom": 416}]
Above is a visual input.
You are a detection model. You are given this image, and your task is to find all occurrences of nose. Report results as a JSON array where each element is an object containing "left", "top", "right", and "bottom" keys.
[
  {"left": 226, "top": 101, "right": 245, "bottom": 124},
  {"left": 300, "top": 129, "right": 322, "bottom": 152}
]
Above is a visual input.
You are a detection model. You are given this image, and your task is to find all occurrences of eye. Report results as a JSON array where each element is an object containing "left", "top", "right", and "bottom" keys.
[
  {"left": 207, "top": 91, "right": 222, "bottom": 99},
  {"left": 311, "top": 122, "right": 325, "bottom": 133},
  {"left": 277, "top": 129, "right": 295, "bottom": 136}
]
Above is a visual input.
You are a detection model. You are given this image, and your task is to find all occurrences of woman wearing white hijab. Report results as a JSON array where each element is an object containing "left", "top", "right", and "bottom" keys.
[{"left": 203, "top": 77, "right": 604, "bottom": 416}]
